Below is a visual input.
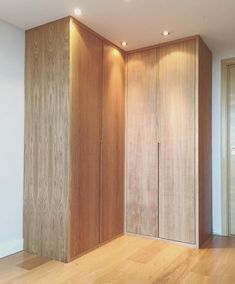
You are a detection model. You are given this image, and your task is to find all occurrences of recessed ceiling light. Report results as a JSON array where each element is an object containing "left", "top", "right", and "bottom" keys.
[
  {"left": 121, "top": 42, "right": 128, "bottom": 47},
  {"left": 74, "top": 8, "right": 82, "bottom": 16},
  {"left": 162, "top": 30, "right": 170, "bottom": 36}
]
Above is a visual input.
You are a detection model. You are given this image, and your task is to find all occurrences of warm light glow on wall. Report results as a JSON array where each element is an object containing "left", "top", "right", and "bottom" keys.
[{"left": 112, "top": 50, "right": 119, "bottom": 57}]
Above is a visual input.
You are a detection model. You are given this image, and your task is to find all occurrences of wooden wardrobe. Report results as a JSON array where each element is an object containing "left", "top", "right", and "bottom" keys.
[
  {"left": 24, "top": 16, "right": 212, "bottom": 262},
  {"left": 24, "top": 17, "right": 125, "bottom": 262},
  {"left": 126, "top": 37, "right": 212, "bottom": 247}
]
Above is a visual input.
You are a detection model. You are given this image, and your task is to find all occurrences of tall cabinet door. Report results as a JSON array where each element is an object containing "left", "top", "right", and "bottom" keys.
[
  {"left": 101, "top": 44, "right": 125, "bottom": 242},
  {"left": 158, "top": 40, "right": 196, "bottom": 244},
  {"left": 126, "top": 49, "right": 159, "bottom": 237},
  {"left": 70, "top": 22, "right": 102, "bottom": 258}
]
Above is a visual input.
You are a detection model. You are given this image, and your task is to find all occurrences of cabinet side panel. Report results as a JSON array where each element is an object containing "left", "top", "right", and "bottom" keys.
[
  {"left": 198, "top": 38, "right": 212, "bottom": 246},
  {"left": 24, "top": 18, "right": 70, "bottom": 261},
  {"left": 70, "top": 21, "right": 102, "bottom": 258},
  {"left": 158, "top": 40, "right": 196, "bottom": 244},
  {"left": 126, "top": 49, "right": 158, "bottom": 237},
  {"left": 101, "top": 44, "right": 125, "bottom": 242}
]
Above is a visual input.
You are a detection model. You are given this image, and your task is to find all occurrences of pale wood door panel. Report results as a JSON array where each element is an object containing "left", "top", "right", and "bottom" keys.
[
  {"left": 69, "top": 21, "right": 102, "bottom": 258},
  {"left": 228, "top": 65, "right": 235, "bottom": 235},
  {"left": 24, "top": 18, "right": 70, "bottom": 262},
  {"left": 158, "top": 40, "right": 196, "bottom": 244},
  {"left": 101, "top": 44, "right": 125, "bottom": 242},
  {"left": 126, "top": 49, "right": 158, "bottom": 237}
]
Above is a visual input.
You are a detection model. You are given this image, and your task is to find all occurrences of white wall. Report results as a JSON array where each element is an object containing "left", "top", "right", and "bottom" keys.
[
  {"left": 212, "top": 50, "right": 235, "bottom": 235},
  {"left": 0, "top": 20, "right": 24, "bottom": 258}
]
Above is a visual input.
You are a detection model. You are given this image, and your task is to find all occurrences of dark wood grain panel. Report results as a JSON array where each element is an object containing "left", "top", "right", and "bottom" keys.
[
  {"left": 126, "top": 49, "right": 159, "bottom": 237},
  {"left": 24, "top": 18, "right": 70, "bottom": 262},
  {"left": 198, "top": 38, "right": 212, "bottom": 245},
  {"left": 158, "top": 40, "right": 196, "bottom": 244},
  {"left": 101, "top": 44, "right": 125, "bottom": 243},
  {"left": 69, "top": 21, "right": 102, "bottom": 259}
]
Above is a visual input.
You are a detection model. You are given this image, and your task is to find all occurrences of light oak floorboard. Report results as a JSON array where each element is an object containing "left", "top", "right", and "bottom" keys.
[{"left": 1, "top": 235, "right": 235, "bottom": 284}]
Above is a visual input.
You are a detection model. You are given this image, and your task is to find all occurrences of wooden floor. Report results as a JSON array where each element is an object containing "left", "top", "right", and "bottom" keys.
[{"left": 1, "top": 235, "right": 235, "bottom": 284}]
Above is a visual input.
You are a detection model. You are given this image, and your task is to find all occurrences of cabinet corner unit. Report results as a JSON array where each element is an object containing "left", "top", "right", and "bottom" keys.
[
  {"left": 24, "top": 17, "right": 125, "bottom": 262},
  {"left": 24, "top": 17, "right": 212, "bottom": 261},
  {"left": 126, "top": 36, "right": 212, "bottom": 248}
]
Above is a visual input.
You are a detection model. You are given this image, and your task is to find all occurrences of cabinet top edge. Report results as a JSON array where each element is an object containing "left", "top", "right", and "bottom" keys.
[
  {"left": 70, "top": 16, "right": 126, "bottom": 55},
  {"left": 26, "top": 16, "right": 70, "bottom": 33},
  {"left": 25, "top": 16, "right": 126, "bottom": 56},
  {"left": 25, "top": 18, "right": 211, "bottom": 57},
  {"left": 126, "top": 35, "right": 210, "bottom": 55}
]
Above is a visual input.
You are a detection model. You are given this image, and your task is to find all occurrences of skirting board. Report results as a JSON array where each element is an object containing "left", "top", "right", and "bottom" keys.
[{"left": 0, "top": 239, "right": 23, "bottom": 259}]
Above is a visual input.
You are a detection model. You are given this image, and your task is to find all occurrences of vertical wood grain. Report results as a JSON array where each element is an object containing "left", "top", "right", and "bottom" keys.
[
  {"left": 24, "top": 18, "right": 70, "bottom": 261},
  {"left": 198, "top": 38, "right": 212, "bottom": 245},
  {"left": 158, "top": 40, "right": 196, "bottom": 244},
  {"left": 69, "top": 20, "right": 102, "bottom": 259},
  {"left": 101, "top": 44, "right": 125, "bottom": 242},
  {"left": 126, "top": 49, "right": 158, "bottom": 237}
]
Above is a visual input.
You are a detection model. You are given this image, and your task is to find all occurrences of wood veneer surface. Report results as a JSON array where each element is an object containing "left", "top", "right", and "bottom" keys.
[
  {"left": 126, "top": 49, "right": 159, "bottom": 237},
  {"left": 157, "top": 40, "right": 196, "bottom": 244},
  {"left": 24, "top": 17, "right": 212, "bottom": 259},
  {"left": 198, "top": 38, "right": 213, "bottom": 245},
  {"left": 24, "top": 18, "right": 70, "bottom": 262},
  {"left": 101, "top": 44, "right": 125, "bottom": 242},
  {"left": 69, "top": 21, "right": 102, "bottom": 259}
]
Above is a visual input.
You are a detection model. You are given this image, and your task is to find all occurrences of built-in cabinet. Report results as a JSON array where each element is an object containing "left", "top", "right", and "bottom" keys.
[
  {"left": 126, "top": 37, "right": 212, "bottom": 247},
  {"left": 24, "top": 16, "right": 212, "bottom": 263},
  {"left": 24, "top": 17, "right": 125, "bottom": 262}
]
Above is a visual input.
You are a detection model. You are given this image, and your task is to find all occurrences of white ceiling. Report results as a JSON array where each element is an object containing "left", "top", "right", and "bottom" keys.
[{"left": 0, "top": 0, "right": 235, "bottom": 52}]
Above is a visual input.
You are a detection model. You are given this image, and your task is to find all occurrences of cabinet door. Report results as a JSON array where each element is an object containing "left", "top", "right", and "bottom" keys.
[
  {"left": 158, "top": 40, "right": 196, "bottom": 244},
  {"left": 70, "top": 22, "right": 102, "bottom": 258},
  {"left": 101, "top": 44, "right": 125, "bottom": 242},
  {"left": 126, "top": 49, "right": 158, "bottom": 237}
]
